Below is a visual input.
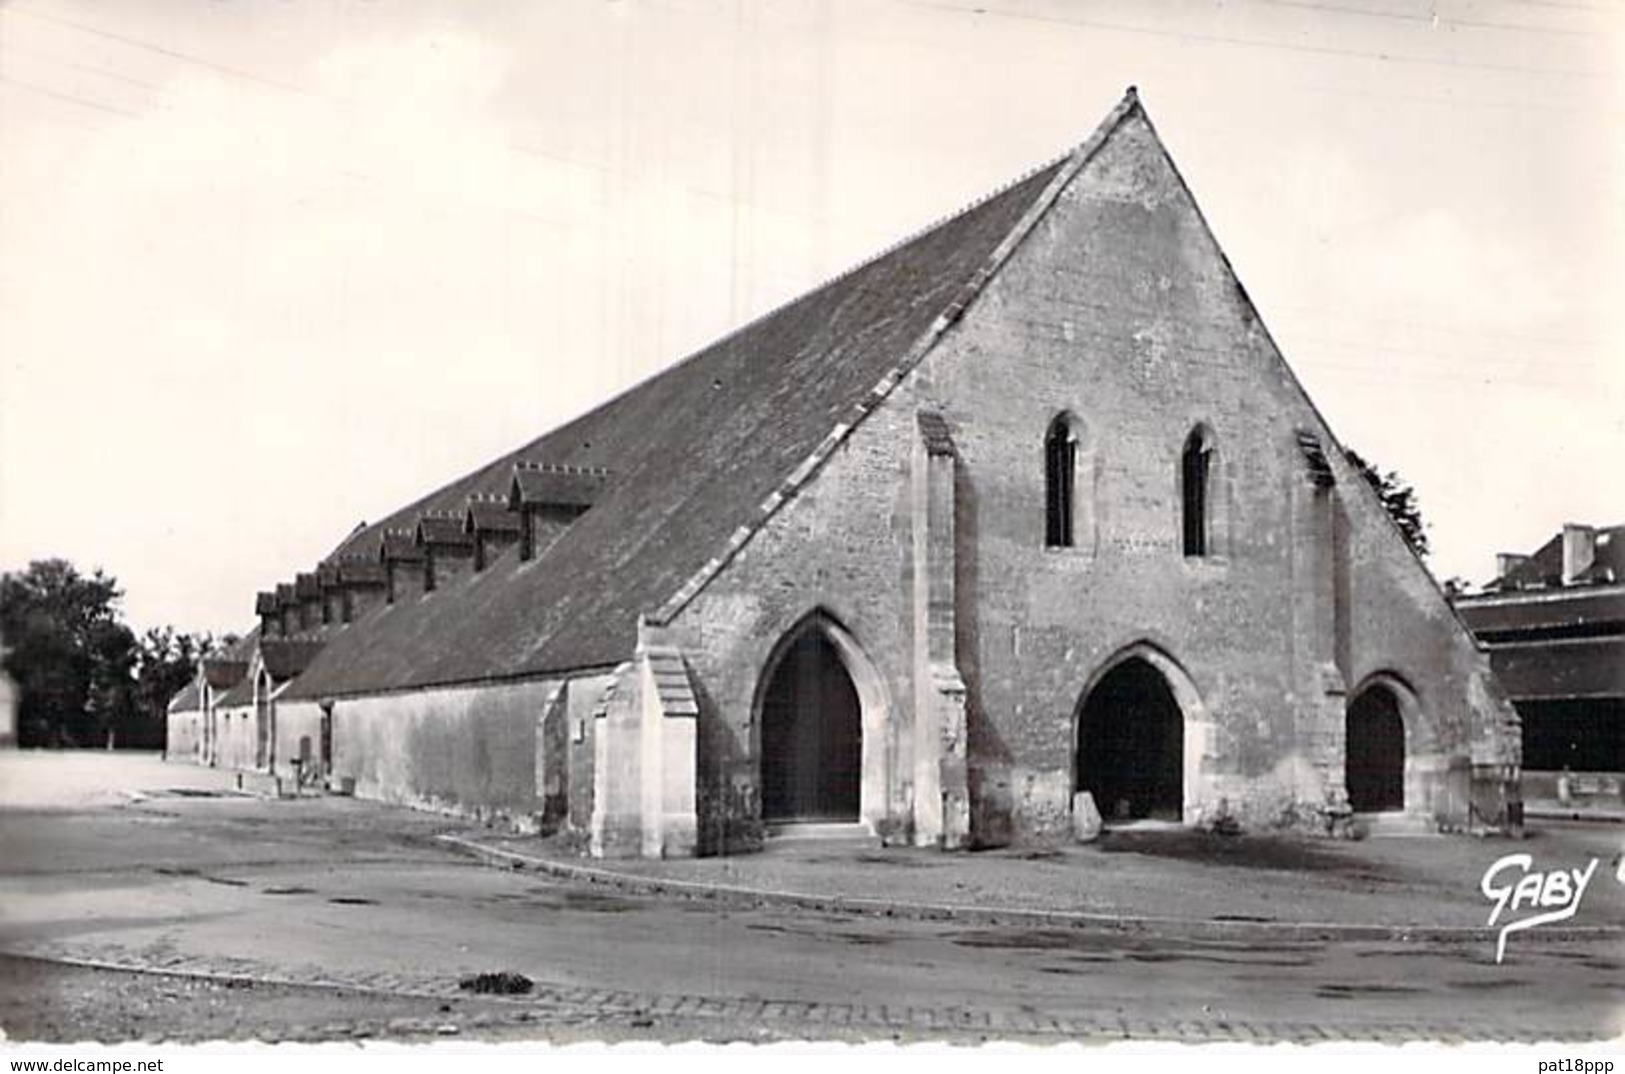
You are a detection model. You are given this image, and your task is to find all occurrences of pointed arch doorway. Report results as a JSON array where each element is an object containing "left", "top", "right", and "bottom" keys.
[
  {"left": 756, "top": 613, "right": 889, "bottom": 828},
  {"left": 761, "top": 630, "right": 861, "bottom": 822},
  {"left": 1074, "top": 645, "right": 1204, "bottom": 826},
  {"left": 1345, "top": 682, "right": 1406, "bottom": 813}
]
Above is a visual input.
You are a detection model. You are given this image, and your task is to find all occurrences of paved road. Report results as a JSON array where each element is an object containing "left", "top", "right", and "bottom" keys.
[{"left": 0, "top": 767, "right": 1620, "bottom": 1043}]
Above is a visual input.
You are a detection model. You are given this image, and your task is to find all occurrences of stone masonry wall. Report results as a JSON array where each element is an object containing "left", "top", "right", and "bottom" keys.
[{"left": 315, "top": 679, "right": 553, "bottom": 829}]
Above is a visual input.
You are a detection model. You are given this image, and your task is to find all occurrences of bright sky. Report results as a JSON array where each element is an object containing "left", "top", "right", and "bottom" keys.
[{"left": 1, "top": 0, "right": 1620, "bottom": 635}]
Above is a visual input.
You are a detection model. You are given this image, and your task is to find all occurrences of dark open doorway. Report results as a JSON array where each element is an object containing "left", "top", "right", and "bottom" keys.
[
  {"left": 1075, "top": 657, "right": 1185, "bottom": 822},
  {"left": 1346, "top": 684, "right": 1406, "bottom": 812},
  {"left": 760, "top": 628, "right": 862, "bottom": 823}
]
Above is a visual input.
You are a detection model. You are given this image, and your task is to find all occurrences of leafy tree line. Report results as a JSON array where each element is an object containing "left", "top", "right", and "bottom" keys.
[{"left": 0, "top": 559, "right": 234, "bottom": 749}]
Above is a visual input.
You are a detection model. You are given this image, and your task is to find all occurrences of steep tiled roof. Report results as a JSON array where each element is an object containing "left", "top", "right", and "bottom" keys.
[
  {"left": 217, "top": 679, "right": 254, "bottom": 709},
  {"left": 261, "top": 639, "right": 326, "bottom": 681},
  {"left": 281, "top": 95, "right": 1142, "bottom": 700},
  {"left": 339, "top": 560, "right": 387, "bottom": 587}
]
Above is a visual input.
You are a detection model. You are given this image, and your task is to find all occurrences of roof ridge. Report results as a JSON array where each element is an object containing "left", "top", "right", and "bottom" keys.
[{"left": 649, "top": 87, "right": 1143, "bottom": 626}]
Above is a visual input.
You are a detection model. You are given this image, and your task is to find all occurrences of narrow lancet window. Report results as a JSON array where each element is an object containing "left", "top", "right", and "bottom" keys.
[
  {"left": 1045, "top": 415, "right": 1077, "bottom": 547},
  {"left": 1182, "top": 426, "right": 1214, "bottom": 557}
]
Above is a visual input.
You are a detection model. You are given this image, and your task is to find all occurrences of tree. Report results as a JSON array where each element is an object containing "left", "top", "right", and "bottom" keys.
[
  {"left": 1344, "top": 448, "right": 1430, "bottom": 559},
  {"left": 129, "top": 626, "right": 207, "bottom": 750},
  {"left": 0, "top": 559, "right": 136, "bottom": 747},
  {"left": 128, "top": 626, "right": 232, "bottom": 750},
  {"left": 0, "top": 559, "right": 221, "bottom": 749}
]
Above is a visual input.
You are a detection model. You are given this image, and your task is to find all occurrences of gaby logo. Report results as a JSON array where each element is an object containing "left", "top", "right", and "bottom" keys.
[{"left": 1480, "top": 853, "right": 1599, "bottom": 963}]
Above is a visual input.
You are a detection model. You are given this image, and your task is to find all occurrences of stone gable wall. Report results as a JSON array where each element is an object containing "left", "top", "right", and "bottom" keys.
[{"left": 667, "top": 109, "right": 1516, "bottom": 847}]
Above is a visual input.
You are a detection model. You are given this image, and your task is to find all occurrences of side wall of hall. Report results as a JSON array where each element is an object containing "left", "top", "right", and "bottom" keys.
[{"left": 274, "top": 679, "right": 554, "bottom": 829}]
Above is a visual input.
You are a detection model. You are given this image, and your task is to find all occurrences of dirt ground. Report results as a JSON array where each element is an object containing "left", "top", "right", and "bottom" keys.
[
  {"left": 3, "top": 751, "right": 1621, "bottom": 1046},
  {"left": 0, "top": 955, "right": 983, "bottom": 1045}
]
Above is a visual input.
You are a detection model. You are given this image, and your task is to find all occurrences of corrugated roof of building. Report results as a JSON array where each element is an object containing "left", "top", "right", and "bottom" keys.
[{"left": 279, "top": 94, "right": 1145, "bottom": 701}]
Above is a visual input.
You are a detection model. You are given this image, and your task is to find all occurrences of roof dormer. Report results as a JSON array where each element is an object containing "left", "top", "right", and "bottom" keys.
[
  {"left": 507, "top": 463, "right": 611, "bottom": 562},
  {"left": 464, "top": 494, "right": 522, "bottom": 572}
]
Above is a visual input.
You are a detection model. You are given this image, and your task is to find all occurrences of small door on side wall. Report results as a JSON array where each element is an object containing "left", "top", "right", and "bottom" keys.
[{"left": 1346, "top": 684, "right": 1406, "bottom": 812}]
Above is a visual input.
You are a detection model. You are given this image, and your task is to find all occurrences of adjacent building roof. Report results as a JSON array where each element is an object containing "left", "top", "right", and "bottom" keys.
[
  {"left": 279, "top": 93, "right": 1132, "bottom": 701},
  {"left": 167, "top": 680, "right": 202, "bottom": 714},
  {"left": 1456, "top": 524, "right": 1624, "bottom": 705},
  {"left": 1457, "top": 587, "right": 1625, "bottom": 637},
  {"left": 1485, "top": 639, "right": 1625, "bottom": 701},
  {"left": 1489, "top": 524, "right": 1624, "bottom": 591},
  {"left": 209, "top": 631, "right": 263, "bottom": 708}
]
